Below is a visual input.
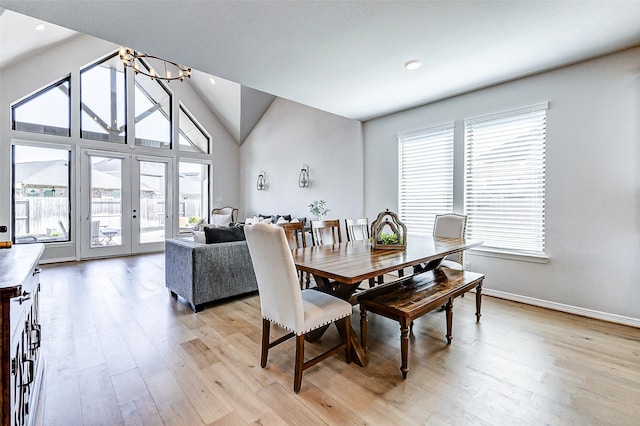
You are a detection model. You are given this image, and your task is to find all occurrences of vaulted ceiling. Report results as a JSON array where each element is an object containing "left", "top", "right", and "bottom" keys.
[
  {"left": 0, "top": 8, "right": 274, "bottom": 145},
  {"left": 3, "top": 1, "right": 640, "bottom": 128}
]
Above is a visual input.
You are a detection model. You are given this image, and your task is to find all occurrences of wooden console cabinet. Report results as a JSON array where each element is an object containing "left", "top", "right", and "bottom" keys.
[{"left": 0, "top": 244, "right": 44, "bottom": 426}]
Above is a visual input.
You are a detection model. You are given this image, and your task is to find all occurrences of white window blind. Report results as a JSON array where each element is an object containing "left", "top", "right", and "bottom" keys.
[
  {"left": 464, "top": 103, "right": 547, "bottom": 255},
  {"left": 398, "top": 123, "right": 454, "bottom": 236}
]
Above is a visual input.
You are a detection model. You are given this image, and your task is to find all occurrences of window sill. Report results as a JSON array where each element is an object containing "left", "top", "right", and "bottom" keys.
[{"left": 468, "top": 247, "right": 549, "bottom": 264}]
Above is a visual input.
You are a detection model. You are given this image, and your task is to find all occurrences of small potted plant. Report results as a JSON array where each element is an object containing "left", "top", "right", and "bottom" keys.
[{"left": 309, "top": 200, "right": 330, "bottom": 221}]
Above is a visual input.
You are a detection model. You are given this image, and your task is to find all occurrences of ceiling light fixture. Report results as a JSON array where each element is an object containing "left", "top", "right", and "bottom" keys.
[
  {"left": 119, "top": 47, "right": 192, "bottom": 82},
  {"left": 34, "top": 23, "right": 46, "bottom": 31},
  {"left": 404, "top": 59, "right": 422, "bottom": 70}
]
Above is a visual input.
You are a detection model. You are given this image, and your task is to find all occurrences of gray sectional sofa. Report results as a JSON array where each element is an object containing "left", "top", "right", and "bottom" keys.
[{"left": 165, "top": 237, "right": 258, "bottom": 312}]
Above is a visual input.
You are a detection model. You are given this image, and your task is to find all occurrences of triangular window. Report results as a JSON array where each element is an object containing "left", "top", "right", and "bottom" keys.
[
  {"left": 134, "top": 63, "right": 172, "bottom": 149},
  {"left": 11, "top": 77, "right": 71, "bottom": 136},
  {"left": 80, "top": 53, "right": 126, "bottom": 143},
  {"left": 179, "top": 105, "right": 209, "bottom": 153}
]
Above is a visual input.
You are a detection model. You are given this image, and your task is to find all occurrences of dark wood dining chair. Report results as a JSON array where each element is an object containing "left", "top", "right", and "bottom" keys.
[
  {"left": 310, "top": 219, "right": 342, "bottom": 246},
  {"left": 277, "top": 221, "right": 309, "bottom": 288},
  {"left": 345, "top": 218, "right": 381, "bottom": 287}
]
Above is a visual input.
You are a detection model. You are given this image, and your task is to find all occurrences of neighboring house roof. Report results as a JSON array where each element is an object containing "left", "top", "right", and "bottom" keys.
[
  {"left": 14, "top": 159, "right": 69, "bottom": 187},
  {"left": 15, "top": 159, "right": 184, "bottom": 193}
]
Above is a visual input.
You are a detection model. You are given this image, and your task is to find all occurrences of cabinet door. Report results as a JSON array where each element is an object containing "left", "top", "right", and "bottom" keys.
[{"left": 10, "top": 319, "right": 25, "bottom": 426}]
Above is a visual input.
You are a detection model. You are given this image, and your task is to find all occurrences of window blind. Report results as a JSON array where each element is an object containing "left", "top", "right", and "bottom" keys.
[
  {"left": 464, "top": 103, "right": 547, "bottom": 255},
  {"left": 398, "top": 123, "right": 454, "bottom": 236}
]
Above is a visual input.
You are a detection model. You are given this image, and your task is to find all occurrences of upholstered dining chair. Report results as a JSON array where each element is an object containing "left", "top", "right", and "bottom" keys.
[
  {"left": 211, "top": 206, "right": 238, "bottom": 223},
  {"left": 414, "top": 213, "right": 468, "bottom": 274},
  {"left": 277, "top": 221, "right": 309, "bottom": 288},
  {"left": 244, "top": 223, "right": 352, "bottom": 393},
  {"left": 310, "top": 219, "right": 342, "bottom": 246},
  {"left": 345, "top": 218, "right": 381, "bottom": 287},
  {"left": 434, "top": 213, "right": 468, "bottom": 270}
]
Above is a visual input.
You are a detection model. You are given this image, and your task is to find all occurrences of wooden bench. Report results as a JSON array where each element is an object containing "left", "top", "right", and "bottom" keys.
[{"left": 358, "top": 268, "right": 484, "bottom": 378}]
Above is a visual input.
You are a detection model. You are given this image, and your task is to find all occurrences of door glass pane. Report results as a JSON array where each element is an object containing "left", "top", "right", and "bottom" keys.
[
  {"left": 13, "top": 145, "right": 71, "bottom": 243},
  {"left": 12, "top": 78, "right": 71, "bottom": 136},
  {"left": 81, "top": 54, "right": 126, "bottom": 143},
  {"left": 135, "top": 71, "right": 171, "bottom": 149},
  {"left": 139, "top": 161, "right": 166, "bottom": 244},
  {"left": 90, "top": 156, "right": 122, "bottom": 247},
  {"left": 179, "top": 162, "right": 208, "bottom": 233}
]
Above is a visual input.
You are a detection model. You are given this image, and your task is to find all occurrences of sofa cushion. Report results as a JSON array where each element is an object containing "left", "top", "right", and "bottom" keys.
[
  {"left": 192, "top": 230, "right": 206, "bottom": 243},
  {"left": 211, "top": 213, "right": 232, "bottom": 227},
  {"left": 204, "top": 225, "right": 246, "bottom": 244}
]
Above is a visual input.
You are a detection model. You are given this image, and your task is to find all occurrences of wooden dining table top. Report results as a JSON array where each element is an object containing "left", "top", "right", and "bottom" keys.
[{"left": 292, "top": 236, "right": 482, "bottom": 285}]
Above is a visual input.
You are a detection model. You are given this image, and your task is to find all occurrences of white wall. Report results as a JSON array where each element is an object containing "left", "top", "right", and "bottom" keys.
[
  {"left": 364, "top": 47, "right": 640, "bottom": 323},
  {"left": 0, "top": 34, "right": 240, "bottom": 262},
  {"left": 241, "top": 98, "right": 363, "bottom": 224}
]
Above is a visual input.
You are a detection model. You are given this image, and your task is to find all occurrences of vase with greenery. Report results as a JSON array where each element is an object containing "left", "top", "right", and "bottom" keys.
[{"left": 309, "top": 200, "right": 330, "bottom": 221}]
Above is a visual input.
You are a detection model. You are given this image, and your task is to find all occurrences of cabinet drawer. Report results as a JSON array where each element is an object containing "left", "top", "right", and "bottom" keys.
[{"left": 9, "top": 267, "right": 39, "bottom": 338}]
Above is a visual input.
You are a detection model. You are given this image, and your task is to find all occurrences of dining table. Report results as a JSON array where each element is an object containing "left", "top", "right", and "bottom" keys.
[{"left": 292, "top": 235, "right": 482, "bottom": 366}]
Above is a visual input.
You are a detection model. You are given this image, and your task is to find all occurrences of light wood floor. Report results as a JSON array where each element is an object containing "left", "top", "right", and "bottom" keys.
[{"left": 35, "top": 253, "right": 640, "bottom": 425}]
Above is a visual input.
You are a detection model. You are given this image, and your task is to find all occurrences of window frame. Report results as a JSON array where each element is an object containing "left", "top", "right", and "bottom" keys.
[
  {"left": 11, "top": 76, "right": 72, "bottom": 137},
  {"left": 11, "top": 141, "right": 73, "bottom": 245},
  {"left": 79, "top": 51, "right": 128, "bottom": 143},
  {"left": 178, "top": 103, "right": 210, "bottom": 154},
  {"left": 133, "top": 60, "right": 173, "bottom": 149},
  {"left": 463, "top": 102, "right": 548, "bottom": 261},
  {"left": 397, "top": 122, "right": 455, "bottom": 236},
  {"left": 177, "top": 159, "right": 211, "bottom": 234}
]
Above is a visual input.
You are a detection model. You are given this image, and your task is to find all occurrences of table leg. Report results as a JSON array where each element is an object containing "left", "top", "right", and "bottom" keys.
[
  {"left": 400, "top": 318, "right": 410, "bottom": 379},
  {"left": 475, "top": 281, "right": 483, "bottom": 322},
  {"left": 445, "top": 298, "right": 453, "bottom": 344},
  {"left": 306, "top": 274, "right": 368, "bottom": 367}
]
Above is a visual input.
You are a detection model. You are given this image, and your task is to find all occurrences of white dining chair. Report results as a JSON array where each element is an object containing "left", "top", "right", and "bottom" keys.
[
  {"left": 433, "top": 213, "right": 468, "bottom": 270},
  {"left": 413, "top": 213, "right": 468, "bottom": 275},
  {"left": 244, "top": 223, "right": 352, "bottom": 393},
  {"left": 345, "top": 218, "right": 382, "bottom": 287}
]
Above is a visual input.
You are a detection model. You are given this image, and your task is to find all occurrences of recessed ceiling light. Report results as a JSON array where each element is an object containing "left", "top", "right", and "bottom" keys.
[
  {"left": 404, "top": 59, "right": 422, "bottom": 70},
  {"left": 209, "top": 77, "right": 216, "bottom": 85},
  {"left": 34, "top": 23, "right": 46, "bottom": 32}
]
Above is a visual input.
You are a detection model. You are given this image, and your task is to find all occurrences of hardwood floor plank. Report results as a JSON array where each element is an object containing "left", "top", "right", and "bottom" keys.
[
  {"left": 144, "top": 370, "right": 187, "bottom": 410},
  {"left": 34, "top": 253, "right": 640, "bottom": 425},
  {"left": 169, "top": 362, "right": 234, "bottom": 424},
  {"left": 119, "top": 393, "right": 163, "bottom": 426},
  {"left": 78, "top": 364, "right": 123, "bottom": 425}
]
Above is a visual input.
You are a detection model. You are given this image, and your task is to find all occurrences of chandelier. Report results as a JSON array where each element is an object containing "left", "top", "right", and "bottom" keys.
[{"left": 119, "top": 47, "right": 192, "bottom": 82}]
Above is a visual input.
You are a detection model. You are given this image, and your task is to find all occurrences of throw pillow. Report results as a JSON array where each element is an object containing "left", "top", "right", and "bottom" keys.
[
  {"left": 192, "top": 230, "right": 206, "bottom": 243},
  {"left": 276, "top": 216, "right": 289, "bottom": 224},
  {"left": 211, "top": 213, "right": 232, "bottom": 227},
  {"left": 204, "top": 226, "right": 246, "bottom": 244}
]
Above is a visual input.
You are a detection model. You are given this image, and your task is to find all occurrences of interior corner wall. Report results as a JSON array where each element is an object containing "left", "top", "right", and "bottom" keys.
[
  {"left": 240, "top": 98, "right": 363, "bottom": 224},
  {"left": 363, "top": 47, "right": 640, "bottom": 322}
]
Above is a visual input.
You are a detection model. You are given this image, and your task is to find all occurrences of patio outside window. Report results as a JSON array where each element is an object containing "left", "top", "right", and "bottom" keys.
[{"left": 13, "top": 144, "right": 71, "bottom": 243}]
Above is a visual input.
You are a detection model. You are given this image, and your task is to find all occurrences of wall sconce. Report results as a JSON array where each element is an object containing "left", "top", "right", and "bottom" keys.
[
  {"left": 298, "top": 164, "right": 310, "bottom": 188},
  {"left": 257, "top": 171, "right": 266, "bottom": 191}
]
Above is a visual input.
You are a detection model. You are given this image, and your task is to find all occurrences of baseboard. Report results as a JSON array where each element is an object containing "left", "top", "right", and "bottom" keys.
[
  {"left": 481, "top": 288, "right": 640, "bottom": 328},
  {"left": 39, "top": 256, "right": 78, "bottom": 264}
]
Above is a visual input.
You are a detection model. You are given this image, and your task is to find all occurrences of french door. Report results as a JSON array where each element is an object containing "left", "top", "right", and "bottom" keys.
[{"left": 80, "top": 149, "right": 172, "bottom": 258}]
